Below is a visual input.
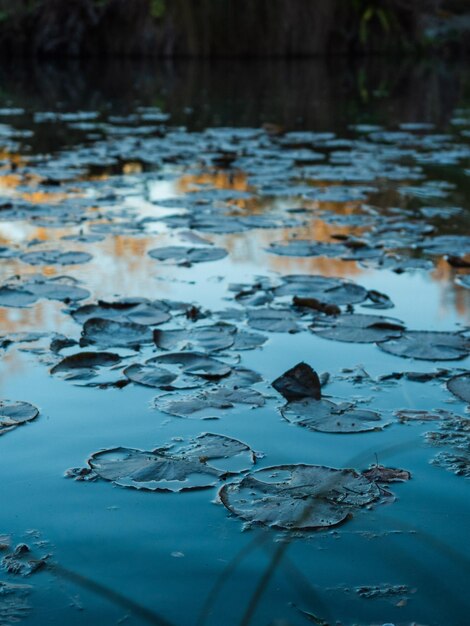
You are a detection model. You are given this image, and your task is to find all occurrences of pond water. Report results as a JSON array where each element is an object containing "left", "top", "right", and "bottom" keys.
[{"left": 0, "top": 58, "right": 469, "bottom": 626}]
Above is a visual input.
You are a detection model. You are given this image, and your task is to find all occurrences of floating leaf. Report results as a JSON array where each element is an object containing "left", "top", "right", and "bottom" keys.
[
  {"left": 447, "top": 373, "right": 470, "bottom": 403},
  {"left": 219, "top": 464, "right": 381, "bottom": 530},
  {"left": 124, "top": 351, "right": 231, "bottom": 389},
  {"left": 153, "top": 323, "right": 236, "bottom": 352},
  {"left": 0, "top": 401, "right": 39, "bottom": 436},
  {"left": 148, "top": 246, "right": 227, "bottom": 265},
  {"left": 81, "top": 318, "right": 153, "bottom": 349},
  {"left": 87, "top": 433, "right": 256, "bottom": 492},
  {"left": 50, "top": 351, "right": 122, "bottom": 384},
  {"left": 155, "top": 386, "right": 265, "bottom": 418},
  {"left": 268, "top": 240, "right": 346, "bottom": 258},
  {"left": 20, "top": 249, "right": 92, "bottom": 266},
  {"left": 281, "top": 398, "right": 385, "bottom": 433},
  {"left": 71, "top": 299, "right": 171, "bottom": 326},
  {"left": 378, "top": 331, "right": 470, "bottom": 361},
  {"left": 311, "top": 314, "right": 404, "bottom": 343},
  {"left": 274, "top": 275, "right": 367, "bottom": 306},
  {"left": 247, "top": 308, "right": 300, "bottom": 333},
  {"left": 272, "top": 363, "right": 321, "bottom": 401}
]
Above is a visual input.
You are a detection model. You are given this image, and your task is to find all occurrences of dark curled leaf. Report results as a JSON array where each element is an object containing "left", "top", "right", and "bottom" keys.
[
  {"left": 311, "top": 314, "right": 404, "bottom": 343},
  {"left": 281, "top": 398, "right": 386, "bottom": 433},
  {"left": 219, "top": 464, "right": 381, "bottom": 530},
  {"left": 362, "top": 465, "right": 411, "bottom": 483},
  {"left": 378, "top": 331, "right": 470, "bottom": 361},
  {"left": 447, "top": 373, "right": 470, "bottom": 403},
  {"left": 0, "top": 401, "right": 39, "bottom": 436},
  {"left": 293, "top": 296, "right": 340, "bottom": 316},
  {"left": 272, "top": 362, "right": 321, "bottom": 401}
]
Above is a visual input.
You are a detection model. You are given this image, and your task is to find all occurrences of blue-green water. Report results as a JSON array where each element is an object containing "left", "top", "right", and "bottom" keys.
[{"left": 0, "top": 59, "right": 469, "bottom": 626}]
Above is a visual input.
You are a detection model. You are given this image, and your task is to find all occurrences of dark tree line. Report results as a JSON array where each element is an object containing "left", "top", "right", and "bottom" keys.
[{"left": 0, "top": 0, "right": 468, "bottom": 57}]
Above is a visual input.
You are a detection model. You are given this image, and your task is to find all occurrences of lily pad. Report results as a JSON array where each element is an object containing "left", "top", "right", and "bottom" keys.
[
  {"left": 219, "top": 464, "right": 381, "bottom": 530},
  {"left": 153, "top": 323, "right": 236, "bottom": 352},
  {"left": 0, "top": 286, "right": 37, "bottom": 308},
  {"left": 247, "top": 308, "right": 300, "bottom": 333},
  {"left": 87, "top": 433, "right": 256, "bottom": 492},
  {"left": 20, "top": 249, "right": 92, "bottom": 266},
  {"left": 81, "top": 318, "right": 153, "bottom": 349},
  {"left": 311, "top": 314, "right": 404, "bottom": 343},
  {"left": 447, "top": 373, "right": 470, "bottom": 403},
  {"left": 378, "top": 331, "right": 470, "bottom": 361},
  {"left": 281, "top": 399, "right": 385, "bottom": 433},
  {"left": 50, "top": 351, "right": 122, "bottom": 384},
  {"left": 268, "top": 240, "right": 346, "bottom": 258},
  {"left": 148, "top": 246, "right": 227, "bottom": 265},
  {"left": 155, "top": 386, "right": 265, "bottom": 418},
  {"left": 274, "top": 275, "right": 367, "bottom": 306},
  {"left": 0, "top": 401, "right": 39, "bottom": 436},
  {"left": 71, "top": 299, "right": 171, "bottom": 326},
  {"left": 24, "top": 275, "right": 90, "bottom": 302},
  {"left": 272, "top": 363, "right": 321, "bottom": 401},
  {"left": 124, "top": 352, "right": 231, "bottom": 389}
]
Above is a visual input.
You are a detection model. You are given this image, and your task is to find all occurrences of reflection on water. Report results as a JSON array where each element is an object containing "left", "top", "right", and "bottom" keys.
[{"left": 0, "top": 58, "right": 469, "bottom": 626}]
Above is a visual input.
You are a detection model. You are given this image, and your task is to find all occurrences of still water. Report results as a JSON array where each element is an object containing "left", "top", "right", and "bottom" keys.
[{"left": 0, "top": 59, "right": 469, "bottom": 626}]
